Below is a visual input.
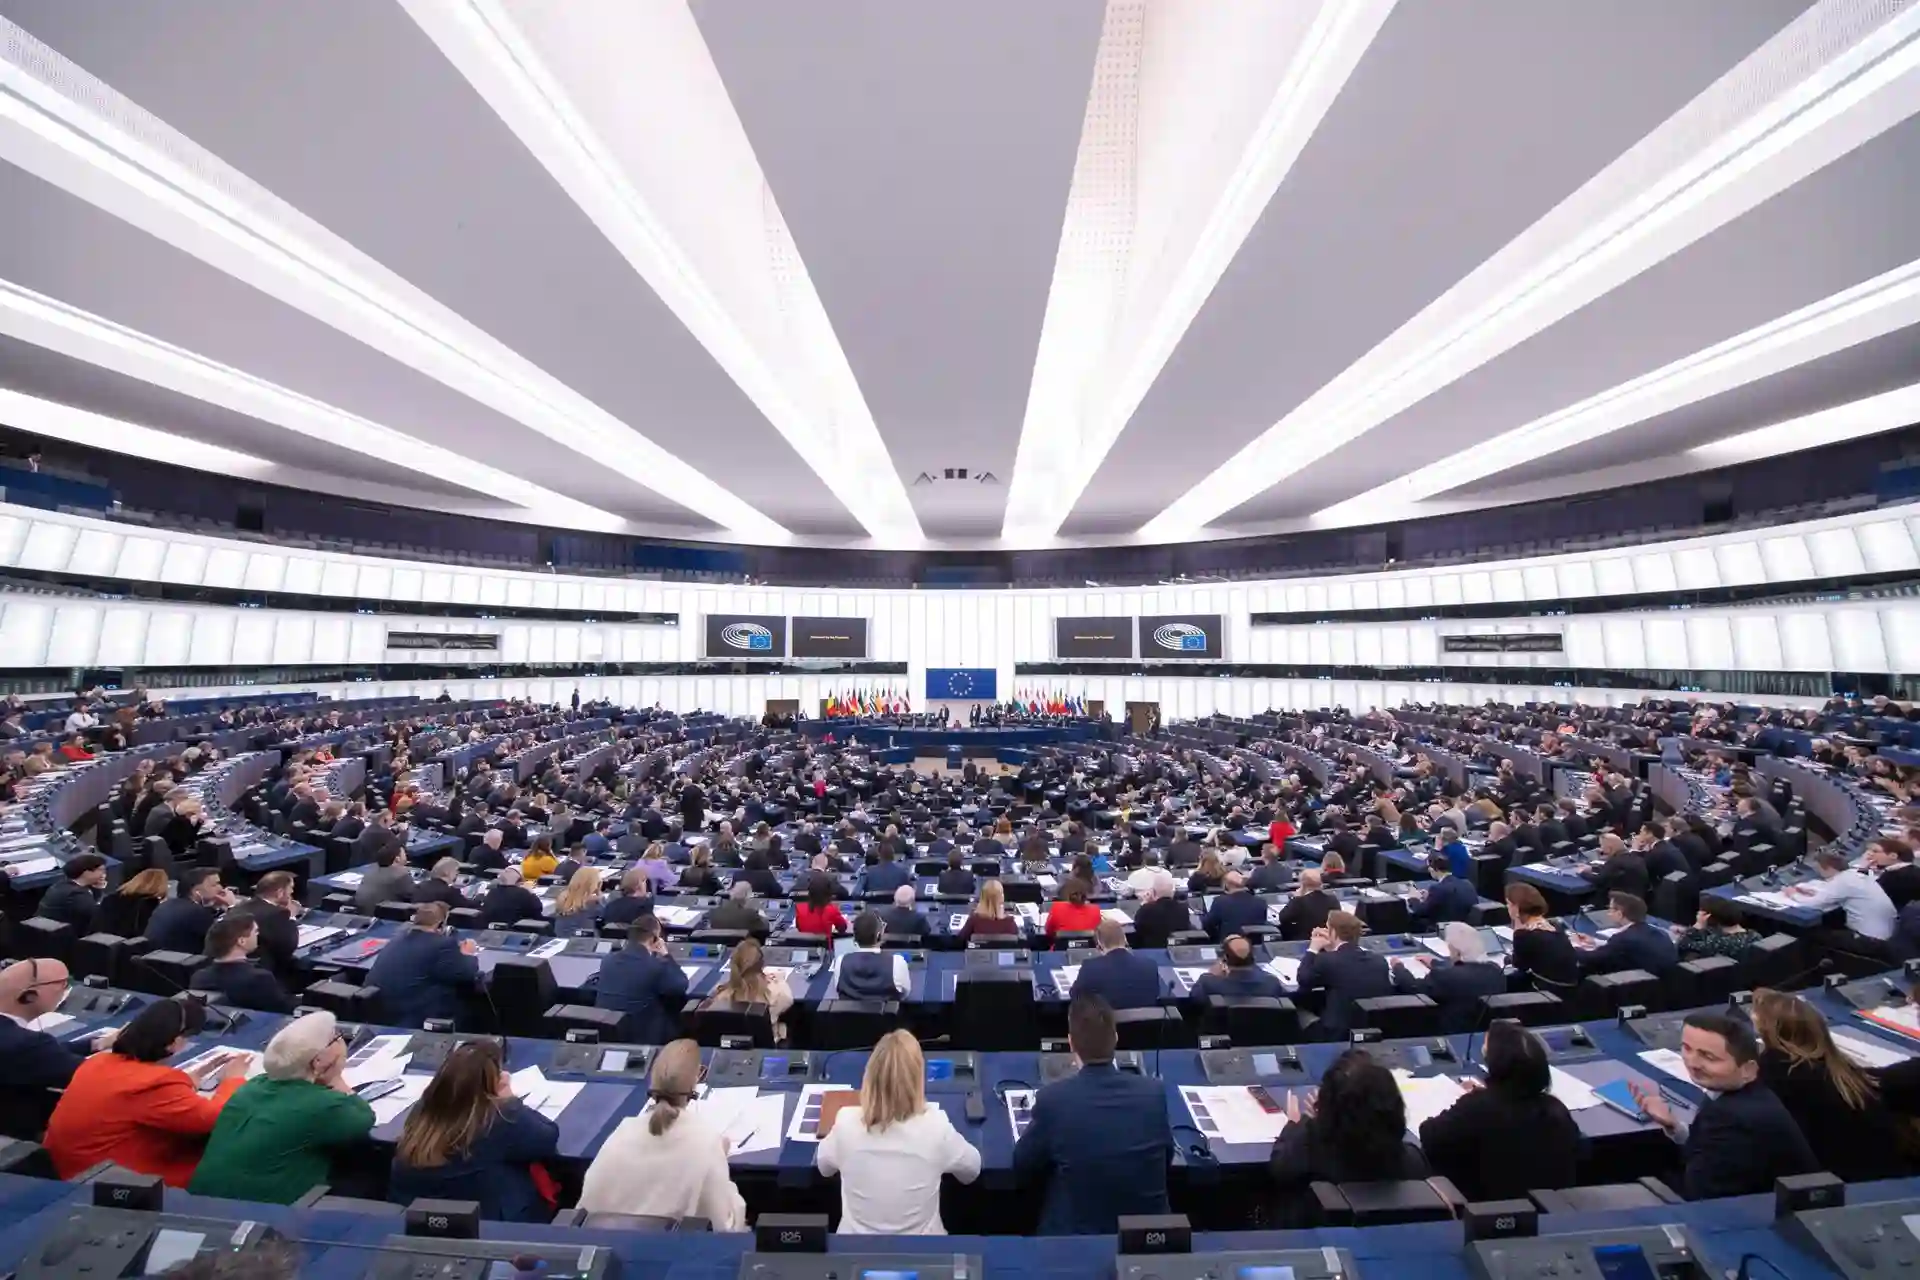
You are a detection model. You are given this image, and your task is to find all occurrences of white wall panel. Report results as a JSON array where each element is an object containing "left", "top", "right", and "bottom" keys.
[
  {"left": 98, "top": 608, "right": 147, "bottom": 666},
  {"left": 69, "top": 529, "right": 120, "bottom": 577},
  {"left": 1, "top": 601, "right": 57, "bottom": 667},
  {"left": 46, "top": 604, "right": 98, "bottom": 668},
  {"left": 1732, "top": 615, "right": 1783, "bottom": 670}
]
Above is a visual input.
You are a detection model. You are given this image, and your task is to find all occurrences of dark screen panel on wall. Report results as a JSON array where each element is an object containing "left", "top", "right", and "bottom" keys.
[
  {"left": 1054, "top": 616, "right": 1133, "bottom": 659},
  {"left": 1441, "top": 633, "right": 1565, "bottom": 653},
  {"left": 791, "top": 616, "right": 869, "bottom": 658},
  {"left": 1137, "top": 614, "right": 1224, "bottom": 660},
  {"left": 703, "top": 614, "right": 788, "bottom": 659}
]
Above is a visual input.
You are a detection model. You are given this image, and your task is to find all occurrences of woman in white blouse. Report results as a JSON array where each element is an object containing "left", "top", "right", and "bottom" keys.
[
  {"left": 815, "top": 1030, "right": 982, "bottom": 1234},
  {"left": 576, "top": 1039, "right": 746, "bottom": 1229}
]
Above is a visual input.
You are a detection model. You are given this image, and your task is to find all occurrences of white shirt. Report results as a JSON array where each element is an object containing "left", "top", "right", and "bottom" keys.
[
  {"left": 815, "top": 1104, "right": 982, "bottom": 1234},
  {"left": 1796, "top": 870, "right": 1897, "bottom": 940},
  {"left": 64, "top": 712, "right": 96, "bottom": 732},
  {"left": 577, "top": 1107, "right": 746, "bottom": 1229}
]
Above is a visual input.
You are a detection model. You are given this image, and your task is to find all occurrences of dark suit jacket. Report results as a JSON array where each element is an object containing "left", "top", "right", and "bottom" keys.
[
  {"left": 226, "top": 898, "right": 300, "bottom": 981},
  {"left": 705, "top": 901, "right": 770, "bottom": 936},
  {"left": 1509, "top": 927, "right": 1580, "bottom": 987},
  {"left": 1409, "top": 875, "right": 1477, "bottom": 925},
  {"left": 593, "top": 947, "right": 689, "bottom": 1044},
  {"left": 858, "top": 862, "right": 913, "bottom": 896},
  {"left": 1276, "top": 890, "right": 1338, "bottom": 942},
  {"left": 1204, "top": 890, "right": 1269, "bottom": 942},
  {"left": 1419, "top": 1087, "right": 1584, "bottom": 1201},
  {"left": 936, "top": 868, "right": 977, "bottom": 896},
  {"left": 1073, "top": 948, "right": 1162, "bottom": 1010},
  {"left": 35, "top": 879, "right": 99, "bottom": 933},
  {"left": 143, "top": 897, "right": 216, "bottom": 955},
  {"left": 1296, "top": 944, "right": 1393, "bottom": 1035},
  {"left": 879, "top": 905, "right": 926, "bottom": 938},
  {"left": 1012, "top": 1062, "right": 1172, "bottom": 1234},
  {"left": 1268, "top": 1117, "right": 1428, "bottom": 1228},
  {"left": 1189, "top": 966, "right": 1284, "bottom": 1005},
  {"left": 1879, "top": 863, "right": 1920, "bottom": 911},
  {"left": 1391, "top": 958, "right": 1507, "bottom": 1032},
  {"left": 189, "top": 959, "right": 296, "bottom": 1014},
  {"left": 477, "top": 884, "right": 544, "bottom": 927},
  {"left": 1129, "top": 897, "right": 1192, "bottom": 951},
  {"left": 1680, "top": 1081, "right": 1817, "bottom": 1199},
  {"left": 0, "top": 1013, "right": 86, "bottom": 1138},
  {"left": 367, "top": 928, "right": 480, "bottom": 1029},
  {"left": 1584, "top": 853, "right": 1649, "bottom": 904},
  {"left": 351, "top": 825, "right": 403, "bottom": 866},
  {"left": 1582, "top": 921, "right": 1678, "bottom": 975}
]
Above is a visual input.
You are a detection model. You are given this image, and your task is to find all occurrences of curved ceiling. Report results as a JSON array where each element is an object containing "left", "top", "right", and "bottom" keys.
[{"left": 0, "top": 0, "right": 1916, "bottom": 551}]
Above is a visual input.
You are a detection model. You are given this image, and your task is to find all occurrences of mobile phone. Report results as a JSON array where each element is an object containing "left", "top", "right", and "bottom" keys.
[
  {"left": 1247, "top": 1085, "right": 1281, "bottom": 1114},
  {"left": 601, "top": 1049, "right": 630, "bottom": 1072},
  {"left": 354, "top": 1078, "right": 404, "bottom": 1102},
  {"left": 964, "top": 1090, "right": 986, "bottom": 1124}
]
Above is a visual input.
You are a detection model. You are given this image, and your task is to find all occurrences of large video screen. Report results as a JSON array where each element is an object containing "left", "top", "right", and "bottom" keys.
[
  {"left": 925, "top": 668, "right": 997, "bottom": 701},
  {"left": 791, "top": 616, "right": 870, "bottom": 659},
  {"left": 1054, "top": 616, "right": 1133, "bottom": 659},
  {"left": 1137, "top": 614, "right": 1224, "bottom": 660},
  {"left": 702, "top": 614, "right": 788, "bottom": 659}
]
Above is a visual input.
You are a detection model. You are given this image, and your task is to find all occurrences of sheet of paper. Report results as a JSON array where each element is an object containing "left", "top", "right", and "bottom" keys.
[
  {"left": 529, "top": 937, "right": 569, "bottom": 959},
  {"left": 1862, "top": 1004, "right": 1920, "bottom": 1041},
  {"left": 24, "top": 1010, "right": 75, "bottom": 1034},
  {"left": 1548, "top": 1066, "right": 1602, "bottom": 1111},
  {"left": 679, "top": 964, "right": 704, "bottom": 983},
  {"left": 681, "top": 1086, "right": 761, "bottom": 1139},
  {"left": 370, "top": 1074, "right": 432, "bottom": 1125},
  {"left": 1100, "top": 908, "right": 1131, "bottom": 925},
  {"left": 1492, "top": 925, "right": 1515, "bottom": 941},
  {"left": 177, "top": 1049, "right": 264, "bottom": 1094},
  {"left": 726, "top": 1092, "right": 788, "bottom": 1155},
  {"left": 1265, "top": 904, "right": 1285, "bottom": 925},
  {"left": 1391, "top": 1071, "right": 1466, "bottom": 1133},
  {"left": 1739, "top": 891, "right": 1800, "bottom": 910},
  {"left": 1265, "top": 957, "right": 1301, "bottom": 986},
  {"left": 948, "top": 913, "right": 967, "bottom": 931},
  {"left": 1833, "top": 1029, "right": 1915, "bottom": 1069},
  {"left": 1395, "top": 956, "right": 1433, "bottom": 981},
  {"left": 331, "top": 871, "right": 365, "bottom": 887},
  {"left": 297, "top": 925, "right": 343, "bottom": 950},
  {"left": 2, "top": 856, "right": 58, "bottom": 879},
  {"left": 785, "top": 1083, "right": 854, "bottom": 1144},
  {"left": 509, "top": 1064, "right": 583, "bottom": 1120},
  {"left": 1637, "top": 1048, "right": 1691, "bottom": 1084},
  {"left": 1003, "top": 1088, "right": 1037, "bottom": 1141},
  {"left": 344, "top": 1051, "right": 412, "bottom": 1090},
  {"left": 1054, "top": 964, "right": 1080, "bottom": 997},
  {"left": 1178, "top": 1084, "right": 1288, "bottom": 1145},
  {"left": 1421, "top": 937, "right": 1451, "bottom": 958},
  {"left": 1173, "top": 966, "right": 1211, "bottom": 991},
  {"left": 1012, "top": 903, "right": 1041, "bottom": 922}
]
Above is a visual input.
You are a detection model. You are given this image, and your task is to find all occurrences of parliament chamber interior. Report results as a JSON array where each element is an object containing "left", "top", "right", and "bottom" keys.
[{"left": 3, "top": 1, "right": 1920, "bottom": 1277}]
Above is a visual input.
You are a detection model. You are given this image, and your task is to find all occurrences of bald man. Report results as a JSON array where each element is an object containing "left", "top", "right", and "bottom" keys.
[{"left": 0, "top": 958, "right": 115, "bottom": 1138}]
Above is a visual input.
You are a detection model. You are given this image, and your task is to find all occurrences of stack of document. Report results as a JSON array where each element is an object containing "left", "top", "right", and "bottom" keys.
[
  {"left": 330, "top": 871, "right": 365, "bottom": 888},
  {"left": 1390, "top": 1071, "right": 1466, "bottom": 1133},
  {"left": 1420, "top": 937, "right": 1452, "bottom": 959},
  {"left": 1054, "top": 964, "right": 1080, "bottom": 996},
  {"left": 369, "top": 1075, "right": 432, "bottom": 1125},
  {"left": 1861, "top": 1003, "right": 1920, "bottom": 1042},
  {"left": 1, "top": 856, "right": 58, "bottom": 879},
  {"left": 508, "top": 1065, "right": 584, "bottom": 1121},
  {"left": 530, "top": 937, "right": 571, "bottom": 960},
  {"left": 1178, "top": 1084, "right": 1289, "bottom": 1145},
  {"left": 1832, "top": 1030, "right": 1913, "bottom": 1069},
  {"left": 343, "top": 1035, "right": 414, "bottom": 1089},
  {"left": 654, "top": 905, "right": 704, "bottom": 926},
  {"left": 296, "top": 925, "right": 344, "bottom": 951},
  {"left": 1547, "top": 1067, "right": 1602, "bottom": 1111},
  {"left": 1740, "top": 890, "right": 1800, "bottom": 911},
  {"left": 1265, "top": 956, "right": 1302, "bottom": 986},
  {"left": 1394, "top": 956, "right": 1433, "bottom": 981},
  {"left": 176, "top": 1047, "right": 265, "bottom": 1094},
  {"left": 1173, "top": 966, "right": 1211, "bottom": 991},
  {"left": 1100, "top": 908, "right": 1131, "bottom": 926}
]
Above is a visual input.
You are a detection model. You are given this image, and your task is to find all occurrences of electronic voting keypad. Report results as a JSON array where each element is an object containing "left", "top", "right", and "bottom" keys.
[{"left": 15, "top": 1205, "right": 280, "bottom": 1278}]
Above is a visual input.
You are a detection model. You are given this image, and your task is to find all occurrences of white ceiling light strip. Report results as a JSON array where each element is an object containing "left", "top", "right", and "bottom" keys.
[
  {"left": 1141, "top": 0, "right": 1920, "bottom": 541},
  {"left": 0, "top": 17, "right": 786, "bottom": 542},
  {"left": 1689, "top": 380, "right": 1920, "bottom": 466},
  {"left": 1003, "top": 0, "right": 1395, "bottom": 544},
  {"left": 1311, "top": 257, "right": 1920, "bottom": 526},
  {"left": 0, "top": 389, "right": 273, "bottom": 476},
  {"left": 0, "top": 280, "right": 628, "bottom": 531},
  {"left": 398, "top": 0, "right": 920, "bottom": 544}
]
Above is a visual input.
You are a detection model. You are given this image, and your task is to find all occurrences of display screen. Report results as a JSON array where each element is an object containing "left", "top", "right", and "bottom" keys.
[
  {"left": 1252, "top": 1052, "right": 1281, "bottom": 1076},
  {"left": 1054, "top": 616, "right": 1133, "bottom": 659},
  {"left": 601, "top": 1049, "right": 630, "bottom": 1072},
  {"left": 997, "top": 951, "right": 1014, "bottom": 967},
  {"left": 1236, "top": 1268, "right": 1296, "bottom": 1280},
  {"left": 925, "top": 1059, "right": 954, "bottom": 1082},
  {"left": 703, "top": 614, "right": 787, "bottom": 659},
  {"left": 1137, "top": 614, "right": 1224, "bottom": 660},
  {"left": 1592, "top": 1244, "right": 1660, "bottom": 1280},
  {"left": 760, "top": 1055, "right": 790, "bottom": 1079},
  {"left": 791, "top": 616, "right": 869, "bottom": 659},
  {"left": 861, "top": 1272, "right": 919, "bottom": 1280},
  {"left": 139, "top": 1231, "right": 206, "bottom": 1276}
]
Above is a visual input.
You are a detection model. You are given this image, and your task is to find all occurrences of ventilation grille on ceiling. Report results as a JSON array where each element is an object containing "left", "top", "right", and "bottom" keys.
[{"left": 912, "top": 468, "right": 999, "bottom": 486}]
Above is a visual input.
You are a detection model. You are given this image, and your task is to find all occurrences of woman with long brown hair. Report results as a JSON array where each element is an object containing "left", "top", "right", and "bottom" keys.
[
  {"left": 1751, "top": 988, "right": 1910, "bottom": 1181},
  {"left": 91, "top": 867, "right": 170, "bottom": 938},
  {"left": 1187, "top": 850, "right": 1226, "bottom": 898},
  {"left": 711, "top": 937, "right": 794, "bottom": 1042},
  {"left": 388, "top": 1040, "right": 559, "bottom": 1222},
  {"left": 815, "top": 1030, "right": 980, "bottom": 1233}
]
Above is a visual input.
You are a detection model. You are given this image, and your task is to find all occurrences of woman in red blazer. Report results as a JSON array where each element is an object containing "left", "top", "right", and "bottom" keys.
[
  {"left": 1044, "top": 881, "right": 1102, "bottom": 938},
  {"left": 46, "top": 999, "right": 251, "bottom": 1185}
]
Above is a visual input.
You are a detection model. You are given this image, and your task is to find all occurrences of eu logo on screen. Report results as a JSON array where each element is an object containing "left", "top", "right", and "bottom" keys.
[
  {"left": 1153, "top": 623, "right": 1207, "bottom": 651},
  {"left": 721, "top": 622, "right": 774, "bottom": 651}
]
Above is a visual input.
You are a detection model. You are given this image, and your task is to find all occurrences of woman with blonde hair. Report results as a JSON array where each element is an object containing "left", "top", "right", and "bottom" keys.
[
  {"left": 552, "top": 866, "right": 605, "bottom": 937},
  {"left": 815, "top": 1030, "right": 981, "bottom": 1233},
  {"left": 1187, "top": 850, "right": 1226, "bottom": 897},
  {"left": 1751, "top": 988, "right": 1909, "bottom": 1180},
  {"left": 956, "top": 879, "right": 1020, "bottom": 947},
  {"left": 577, "top": 1039, "right": 746, "bottom": 1226},
  {"left": 711, "top": 937, "right": 794, "bottom": 1042}
]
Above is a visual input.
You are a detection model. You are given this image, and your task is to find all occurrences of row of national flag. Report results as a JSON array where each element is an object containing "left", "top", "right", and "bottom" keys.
[
  {"left": 1007, "top": 690, "right": 1086, "bottom": 715},
  {"left": 822, "top": 688, "right": 909, "bottom": 717}
]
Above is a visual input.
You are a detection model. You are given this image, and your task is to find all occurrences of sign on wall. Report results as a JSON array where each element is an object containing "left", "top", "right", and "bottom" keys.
[
  {"left": 791, "top": 616, "right": 869, "bottom": 659},
  {"left": 703, "top": 614, "right": 788, "bottom": 659},
  {"left": 1441, "top": 633, "right": 1564, "bottom": 654},
  {"left": 1054, "top": 616, "right": 1133, "bottom": 659},
  {"left": 926, "top": 668, "right": 997, "bottom": 701},
  {"left": 386, "top": 631, "right": 500, "bottom": 651},
  {"left": 1137, "top": 614, "right": 1224, "bottom": 660}
]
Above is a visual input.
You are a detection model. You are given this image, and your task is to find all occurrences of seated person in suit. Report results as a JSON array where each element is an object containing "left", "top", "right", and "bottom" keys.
[
  {"left": 1247, "top": 843, "right": 1290, "bottom": 893},
  {"left": 1276, "top": 868, "right": 1339, "bottom": 942},
  {"left": 36, "top": 854, "right": 107, "bottom": 933},
  {"left": 92, "top": 868, "right": 169, "bottom": 940},
  {"left": 1573, "top": 892, "right": 1678, "bottom": 975},
  {"left": 1629, "top": 1011, "right": 1818, "bottom": 1199},
  {"left": 1389, "top": 922, "right": 1507, "bottom": 1033},
  {"left": 705, "top": 882, "right": 770, "bottom": 936},
  {"left": 880, "top": 884, "right": 927, "bottom": 939},
  {"left": 954, "top": 878, "right": 1020, "bottom": 947},
  {"left": 1295, "top": 910, "right": 1393, "bottom": 1038},
  {"left": 1867, "top": 837, "right": 1920, "bottom": 910},
  {"left": 468, "top": 828, "right": 508, "bottom": 872},
  {"left": 1580, "top": 834, "right": 1649, "bottom": 904},
  {"left": 1268, "top": 1048, "right": 1428, "bottom": 1227},
  {"left": 1127, "top": 869, "right": 1191, "bottom": 951},
  {"left": 594, "top": 916, "right": 689, "bottom": 1042},
  {"left": 1419, "top": 1021, "right": 1584, "bottom": 1201},
  {"left": 1203, "top": 871, "right": 1269, "bottom": 943},
  {"left": 144, "top": 867, "right": 233, "bottom": 956},
  {"left": 366, "top": 902, "right": 481, "bottom": 1029},
  {"left": 387, "top": 1039, "right": 559, "bottom": 1223},
  {"left": 936, "top": 849, "right": 977, "bottom": 897},
  {"left": 1188, "top": 933, "right": 1283, "bottom": 1004},
  {"left": 0, "top": 958, "right": 116, "bottom": 1139},
  {"left": 732, "top": 852, "right": 784, "bottom": 899},
  {"left": 677, "top": 846, "right": 724, "bottom": 896},
  {"left": 601, "top": 867, "right": 657, "bottom": 928},
  {"left": 1504, "top": 883, "right": 1579, "bottom": 986},
  {"left": 354, "top": 846, "right": 415, "bottom": 914},
  {"left": 1073, "top": 920, "right": 1163, "bottom": 1010},
  {"left": 551, "top": 867, "right": 606, "bottom": 938},
  {"left": 225, "top": 872, "right": 303, "bottom": 984},
  {"left": 1408, "top": 853, "right": 1478, "bottom": 926},
  {"left": 189, "top": 914, "right": 296, "bottom": 1013},
  {"left": 857, "top": 846, "right": 913, "bottom": 898},
  {"left": 1012, "top": 995, "right": 1172, "bottom": 1234},
  {"left": 476, "top": 866, "right": 545, "bottom": 927},
  {"left": 413, "top": 858, "right": 468, "bottom": 911},
  {"left": 836, "top": 910, "right": 911, "bottom": 1000},
  {"left": 1637, "top": 823, "right": 1690, "bottom": 884}
]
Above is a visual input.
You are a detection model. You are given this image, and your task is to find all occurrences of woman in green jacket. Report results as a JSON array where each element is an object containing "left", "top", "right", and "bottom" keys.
[{"left": 190, "top": 1010, "right": 376, "bottom": 1204}]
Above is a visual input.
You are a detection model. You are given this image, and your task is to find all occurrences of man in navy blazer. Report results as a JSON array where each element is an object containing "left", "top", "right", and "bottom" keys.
[
  {"left": 1575, "top": 892, "right": 1678, "bottom": 975},
  {"left": 1389, "top": 922, "right": 1508, "bottom": 1032},
  {"left": 593, "top": 916, "right": 689, "bottom": 1044},
  {"left": 1203, "top": 871, "right": 1269, "bottom": 942},
  {"left": 857, "top": 848, "right": 913, "bottom": 898},
  {"left": 1071, "top": 921, "right": 1163, "bottom": 1010},
  {"left": 1013, "top": 995, "right": 1172, "bottom": 1234},
  {"left": 1294, "top": 910, "right": 1394, "bottom": 1038},
  {"left": 1408, "top": 854, "right": 1479, "bottom": 926},
  {"left": 0, "top": 958, "right": 114, "bottom": 1138},
  {"left": 366, "top": 902, "right": 481, "bottom": 1029}
]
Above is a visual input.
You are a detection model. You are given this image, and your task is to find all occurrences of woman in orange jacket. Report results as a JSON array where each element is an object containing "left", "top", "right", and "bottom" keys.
[{"left": 46, "top": 998, "right": 253, "bottom": 1185}]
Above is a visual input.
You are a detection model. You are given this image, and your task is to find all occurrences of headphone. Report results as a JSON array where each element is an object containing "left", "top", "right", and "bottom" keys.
[{"left": 18, "top": 957, "right": 41, "bottom": 1007}]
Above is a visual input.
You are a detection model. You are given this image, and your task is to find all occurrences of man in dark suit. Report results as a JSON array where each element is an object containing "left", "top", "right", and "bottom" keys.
[
  {"left": 145, "top": 867, "right": 231, "bottom": 955},
  {"left": 705, "top": 882, "right": 770, "bottom": 936},
  {"left": 1012, "top": 995, "right": 1172, "bottom": 1234},
  {"left": 1582, "top": 834, "right": 1649, "bottom": 904},
  {"left": 1390, "top": 922, "right": 1508, "bottom": 1032},
  {"left": 1295, "top": 910, "right": 1393, "bottom": 1038},
  {"left": 1668, "top": 816, "right": 1711, "bottom": 873},
  {"left": 1533, "top": 805, "right": 1569, "bottom": 851},
  {"left": 366, "top": 902, "right": 480, "bottom": 1029},
  {"left": 1247, "top": 844, "right": 1291, "bottom": 893},
  {"left": 1869, "top": 837, "right": 1920, "bottom": 910},
  {"left": 330, "top": 803, "right": 370, "bottom": 843},
  {"left": 1188, "top": 934, "right": 1284, "bottom": 1004},
  {"left": 1276, "top": 868, "right": 1339, "bottom": 942},
  {"left": 476, "top": 866, "right": 545, "bottom": 926},
  {"left": 225, "top": 871, "right": 303, "bottom": 983},
  {"left": 1072, "top": 921, "right": 1162, "bottom": 1010},
  {"left": 879, "top": 885, "right": 927, "bottom": 939},
  {"left": 1408, "top": 853, "right": 1478, "bottom": 926},
  {"left": 936, "top": 849, "right": 976, "bottom": 897},
  {"left": 36, "top": 854, "right": 107, "bottom": 933},
  {"left": 0, "top": 958, "right": 115, "bottom": 1138},
  {"left": 1203, "top": 871, "right": 1269, "bottom": 942},
  {"left": 856, "top": 847, "right": 913, "bottom": 898},
  {"left": 454, "top": 804, "right": 489, "bottom": 840},
  {"left": 351, "top": 811, "right": 404, "bottom": 866},
  {"left": 594, "top": 916, "right": 690, "bottom": 1044},
  {"left": 1481, "top": 821, "right": 1520, "bottom": 869},
  {"left": 1575, "top": 892, "right": 1678, "bottom": 975},
  {"left": 1629, "top": 1012, "right": 1817, "bottom": 1199}
]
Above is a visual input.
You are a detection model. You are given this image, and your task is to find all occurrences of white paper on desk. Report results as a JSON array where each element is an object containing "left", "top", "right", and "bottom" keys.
[
  {"left": 1173, "top": 966, "right": 1211, "bottom": 991},
  {"left": 785, "top": 1083, "right": 846, "bottom": 1144},
  {"left": 679, "top": 1086, "right": 760, "bottom": 1140},
  {"left": 1548, "top": 1067, "right": 1602, "bottom": 1111},
  {"left": 1391, "top": 1071, "right": 1466, "bottom": 1133},
  {"left": 654, "top": 905, "right": 703, "bottom": 926},
  {"left": 1740, "top": 891, "right": 1799, "bottom": 911},
  {"left": 948, "top": 914, "right": 967, "bottom": 931},
  {"left": 24, "top": 1010, "right": 75, "bottom": 1034},
  {"left": 331, "top": 871, "right": 365, "bottom": 887},
  {"left": 1265, "top": 957, "right": 1301, "bottom": 986},
  {"left": 177, "top": 1049, "right": 264, "bottom": 1094},
  {"left": 1266, "top": 904, "right": 1284, "bottom": 925},
  {"left": 1100, "top": 908, "right": 1130, "bottom": 926},
  {"left": 1637, "top": 1048, "right": 1692, "bottom": 1085},
  {"left": 1833, "top": 1030, "right": 1914, "bottom": 1069},
  {"left": 1036, "top": 874, "right": 1059, "bottom": 890},
  {"left": 344, "top": 1051, "right": 411, "bottom": 1090},
  {"left": 1521, "top": 862, "right": 1556, "bottom": 874},
  {"left": 1395, "top": 955, "right": 1433, "bottom": 980},
  {"left": 1421, "top": 937, "right": 1451, "bottom": 959},
  {"left": 509, "top": 1065, "right": 583, "bottom": 1120},
  {"left": 763, "top": 966, "right": 799, "bottom": 991},
  {"left": 727, "top": 1093, "right": 787, "bottom": 1155},
  {"left": 1055, "top": 964, "right": 1080, "bottom": 996},
  {"left": 297, "top": 925, "right": 343, "bottom": 950},
  {"left": 1013, "top": 903, "right": 1041, "bottom": 922},
  {"left": 1179, "top": 1085, "right": 1287, "bottom": 1145},
  {"left": 1492, "top": 925, "right": 1515, "bottom": 941},
  {"left": 370, "top": 1074, "right": 432, "bottom": 1125},
  {"left": 2, "top": 856, "right": 57, "bottom": 878},
  {"left": 529, "top": 937, "right": 569, "bottom": 960},
  {"left": 1003, "top": 1088, "right": 1037, "bottom": 1142}
]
